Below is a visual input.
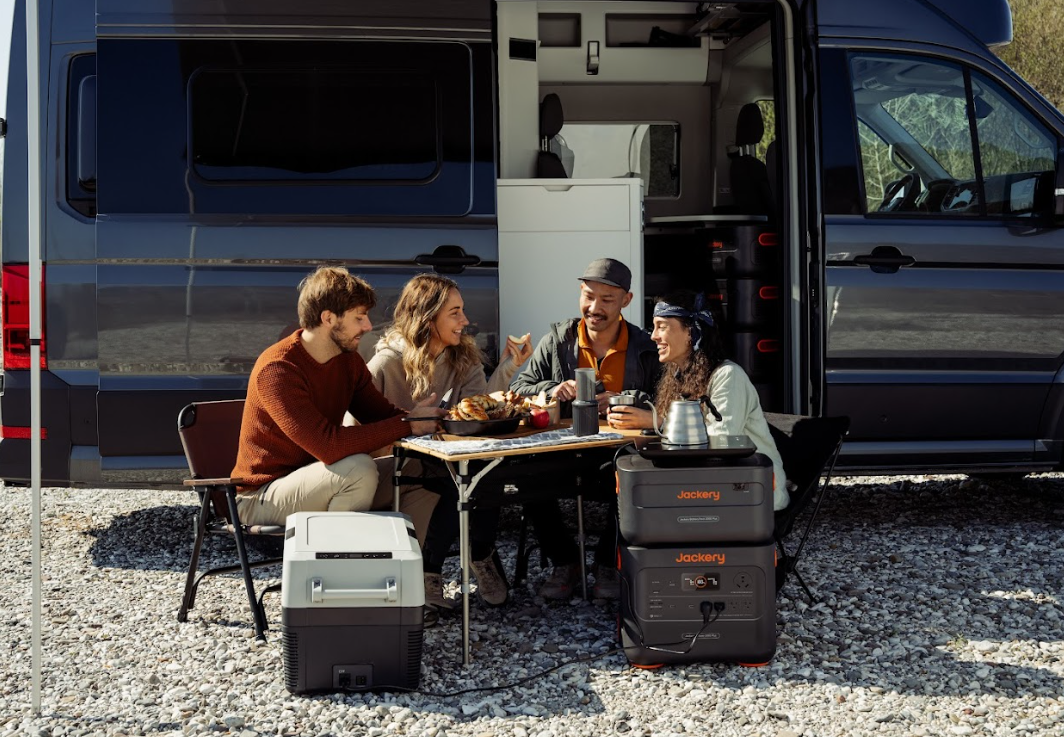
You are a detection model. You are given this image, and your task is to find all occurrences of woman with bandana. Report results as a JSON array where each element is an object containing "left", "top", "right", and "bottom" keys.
[{"left": 606, "top": 290, "right": 790, "bottom": 511}]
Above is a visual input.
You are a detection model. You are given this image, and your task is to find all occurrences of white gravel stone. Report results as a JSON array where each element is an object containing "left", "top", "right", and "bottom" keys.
[{"left": 2, "top": 475, "right": 1063, "bottom": 736}]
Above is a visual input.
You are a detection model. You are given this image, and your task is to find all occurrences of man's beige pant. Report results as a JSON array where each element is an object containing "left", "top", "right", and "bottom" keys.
[{"left": 237, "top": 454, "right": 438, "bottom": 547}]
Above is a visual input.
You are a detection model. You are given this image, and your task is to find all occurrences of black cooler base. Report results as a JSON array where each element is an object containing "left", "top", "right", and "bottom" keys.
[
  {"left": 282, "top": 607, "right": 423, "bottom": 694},
  {"left": 619, "top": 542, "right": 776, "bottom": 666}
]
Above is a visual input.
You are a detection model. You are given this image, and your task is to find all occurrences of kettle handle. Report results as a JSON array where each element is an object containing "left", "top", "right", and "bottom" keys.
[{"left": 699, "top": 395, "right": 723, "bottom": 423}]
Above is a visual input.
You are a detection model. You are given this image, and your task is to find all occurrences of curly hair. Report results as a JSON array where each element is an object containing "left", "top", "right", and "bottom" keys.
[
  {"left": 653, "top": 290, "right": 727, "bottom": 420},
  {"left": 382, "top": 274, "right": 483, "bottom": 401},
  {"left": 297, "top": 266, "right": 376, "bottom": 329}
]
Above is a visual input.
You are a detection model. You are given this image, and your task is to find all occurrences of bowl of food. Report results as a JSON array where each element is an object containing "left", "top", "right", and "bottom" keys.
[{"left": 441, "top": 391, "right": 528, "bottom": 436}]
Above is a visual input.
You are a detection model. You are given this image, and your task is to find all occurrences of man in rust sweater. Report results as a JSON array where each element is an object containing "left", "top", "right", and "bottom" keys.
[{"left": 232, "top": 266, "right": 443, "bottom": 536}]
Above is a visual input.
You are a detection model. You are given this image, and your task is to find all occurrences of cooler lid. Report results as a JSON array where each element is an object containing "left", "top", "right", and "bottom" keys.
[{"left": 286, "top": 512, "right": 415, "bottom": 553}]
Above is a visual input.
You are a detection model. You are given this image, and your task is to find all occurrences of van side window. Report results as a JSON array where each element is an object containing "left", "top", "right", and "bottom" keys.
[
  {"left": 850, "top": 54, "right": 976, "bottom": 215},
  {"left": 97, "top": 40, "right": 483, "bottom": 217},
  {"left": 849, "top": 52, "right": 1057, "bottom": 219},
  {"left": 969, "top": 72, "right": 1056, "bottom": 217},
  {"left": 66, "top": 54, "right": 96, "bottom": 218},
  {"left": 189, "top": 69, "right": 439, "bottom": 183}
]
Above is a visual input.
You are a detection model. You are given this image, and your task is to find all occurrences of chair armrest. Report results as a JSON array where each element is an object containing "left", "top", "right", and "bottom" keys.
[{"left": 184, "top": 477, "right": 245, "bottom": 487}]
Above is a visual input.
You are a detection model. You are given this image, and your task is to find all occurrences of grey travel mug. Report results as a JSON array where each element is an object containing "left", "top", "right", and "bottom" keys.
[
  {"left": 575, "top": 368, "right": 597, "bottom": 402},
  {"left": 572, "top": 400, "right": 599, "bottom": 437}
]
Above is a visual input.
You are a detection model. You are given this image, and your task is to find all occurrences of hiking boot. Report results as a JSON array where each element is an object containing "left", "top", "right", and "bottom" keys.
[
  {"left": 424, "top": 572, "right": 457, "bottom": 613},
  {"left": 471, "top": 550, "right": 510, "bottom": 607},
  {"left": 591, "top": 564, "right": 620, "bottom": 600},
  {"left": 538, "top": 563, "right": 583, "bottom": 601}
]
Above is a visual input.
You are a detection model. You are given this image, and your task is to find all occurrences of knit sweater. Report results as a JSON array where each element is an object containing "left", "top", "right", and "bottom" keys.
[
  {"left": 232, "top": 330, "right": 408, "bottom": 491},
  {"left": 703, "top": 360, "right": 790, "bottom": 511},
  {"left": 367, "top": 336, "right": 521, "bottom": 410}
]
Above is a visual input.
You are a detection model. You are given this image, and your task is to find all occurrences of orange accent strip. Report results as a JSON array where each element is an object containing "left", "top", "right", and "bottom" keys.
[
  {"left": 632, "top": 662, "right": 665, "bottom": 670},
  {"left": 739, "top": 661, "right": 770, "bottom": 667}
]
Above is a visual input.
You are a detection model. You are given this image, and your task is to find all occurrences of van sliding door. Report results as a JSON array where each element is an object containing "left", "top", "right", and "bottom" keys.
[{"left": 93, "top": 0, "right": 496, "bottom": 482}]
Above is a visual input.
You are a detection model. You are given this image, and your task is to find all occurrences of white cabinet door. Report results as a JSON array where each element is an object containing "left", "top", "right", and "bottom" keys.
[{"left": 498, "top": 179, "right": 644, "bottom": 359}]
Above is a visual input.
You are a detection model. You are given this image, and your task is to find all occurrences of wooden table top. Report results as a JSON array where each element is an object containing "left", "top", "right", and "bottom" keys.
[{"left": 393, "top": 420, "right": 647, "bottom": 462}]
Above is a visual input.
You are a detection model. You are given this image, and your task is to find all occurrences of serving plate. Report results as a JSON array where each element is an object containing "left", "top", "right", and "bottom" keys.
[{"left": 440, "top": 416, "right": 524, "bottom": 436}]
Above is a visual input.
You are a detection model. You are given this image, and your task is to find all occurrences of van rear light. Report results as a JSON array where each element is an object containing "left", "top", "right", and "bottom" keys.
[
  {"left": 1, "top": 425, "right": 48, "bottom": 439},
  {"left": 756, "top": 339, "right": 779, "bottom": 353},
  {"left": 1, "top": 264, "right": 46, "bottom": 369},
  {"left": 757, "top": 232, "right": 778, "bottom": 247}
]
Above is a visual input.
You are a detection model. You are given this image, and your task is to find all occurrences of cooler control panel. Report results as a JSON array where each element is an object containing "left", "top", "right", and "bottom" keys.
[{"left": 635, "top": 566, "right": 764, "bottom": 621}]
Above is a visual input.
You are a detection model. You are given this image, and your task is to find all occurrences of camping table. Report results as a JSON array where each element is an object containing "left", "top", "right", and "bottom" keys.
[{"left": 393, "top": 421, "right": 643, "bottom": 664}]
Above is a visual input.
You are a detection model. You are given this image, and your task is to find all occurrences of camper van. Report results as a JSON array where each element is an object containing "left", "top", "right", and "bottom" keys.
[{"left": 2, "top": 0, "right": 1063, "bottom": 487}]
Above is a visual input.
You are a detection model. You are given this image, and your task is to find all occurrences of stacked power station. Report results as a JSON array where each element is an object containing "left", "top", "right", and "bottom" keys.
[{"left": 616, "top": 447, "right": 777, "bottom": 666}]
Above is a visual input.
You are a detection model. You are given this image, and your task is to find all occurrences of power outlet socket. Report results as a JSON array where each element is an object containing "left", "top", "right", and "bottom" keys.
[
  {"left": 333, "top": 664, "right": 373, "bottom": 691},
  {"left": 721, "top": 597, "right": 757, "bottom": 617}
]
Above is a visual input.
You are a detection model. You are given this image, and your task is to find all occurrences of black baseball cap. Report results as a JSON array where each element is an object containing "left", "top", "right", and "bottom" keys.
[{"left": 579, "top": 258, "right": 632, "bottom": 293}]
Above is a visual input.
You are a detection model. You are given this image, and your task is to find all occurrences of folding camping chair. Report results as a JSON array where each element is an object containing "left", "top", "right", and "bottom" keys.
[
  {"left": 176, "top": 399, "right": 282, "bottom": 641},
  {"left": 765, "top": 413, "right": 850, "bottom": 603}
]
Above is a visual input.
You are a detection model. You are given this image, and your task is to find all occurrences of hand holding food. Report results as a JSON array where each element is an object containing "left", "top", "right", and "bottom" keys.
[{"left": 503, "top": 332, "right": 533, "bottom": 364}]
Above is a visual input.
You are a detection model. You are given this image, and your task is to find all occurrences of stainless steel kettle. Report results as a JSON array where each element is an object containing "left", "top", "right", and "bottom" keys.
[
  {"left": 660, "top": 399, "right": 711, "bottom": 446},
  {"left": 610, "top": 394, "right": 723, "bottom": 447}
]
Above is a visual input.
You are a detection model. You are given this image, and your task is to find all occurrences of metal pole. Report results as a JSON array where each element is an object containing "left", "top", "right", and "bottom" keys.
[{"left": 25, "top": 0, "right": 45, "bottom": 714}]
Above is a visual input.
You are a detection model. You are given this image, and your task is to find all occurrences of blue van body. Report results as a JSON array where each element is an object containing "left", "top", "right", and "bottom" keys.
[{"left": 2, "top": 0, "right": 1062, "bottom": 486}]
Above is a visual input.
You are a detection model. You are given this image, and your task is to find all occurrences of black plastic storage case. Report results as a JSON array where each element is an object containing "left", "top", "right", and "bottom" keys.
[
  {"left": 616, "top": 453, "right": 774, "bottom": 545},
  {"left": 619, "top": 542, "right": 776, "bottom": 666}
]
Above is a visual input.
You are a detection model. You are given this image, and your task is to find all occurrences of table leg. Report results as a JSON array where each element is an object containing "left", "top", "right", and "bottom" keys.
[
  {"left": 392, "top": 447, "right": 407, "bottom": 513},
  {"left": 457, "top": 460, "right": 471, "bottom": 665},
  {"left": 443, "top": 457, "right": 503, "bottom": 665},
  {"left": 577, "top": 494, "right": 588, "bottom": 600}
]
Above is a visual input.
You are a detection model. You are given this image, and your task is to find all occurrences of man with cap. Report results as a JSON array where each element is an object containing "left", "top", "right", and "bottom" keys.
[{"left": 511, "top": 258, "right": 660, "bottom": 600}]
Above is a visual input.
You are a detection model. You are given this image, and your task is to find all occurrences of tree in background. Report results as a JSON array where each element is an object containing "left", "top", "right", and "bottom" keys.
[{"left": 994, "top": 0, "right": 1064, "bottom": 111}]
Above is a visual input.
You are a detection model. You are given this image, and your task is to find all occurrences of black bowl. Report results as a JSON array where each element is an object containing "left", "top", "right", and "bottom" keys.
[{"left": 440, "top": 416, "right": 523, "bottom": 436}]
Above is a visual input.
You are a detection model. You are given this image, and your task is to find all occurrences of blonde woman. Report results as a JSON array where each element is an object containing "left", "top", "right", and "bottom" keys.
[{"left": 368, "top": 274, "right": 532, "bottom": 611}]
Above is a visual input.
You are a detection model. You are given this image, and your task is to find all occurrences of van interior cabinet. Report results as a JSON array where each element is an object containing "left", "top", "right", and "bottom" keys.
[
  {"left": 644, "top": 215, "right": 782, "bottom": 411},
  {"left": 497, "top": 179, "right": 644, "bottom": 349}
]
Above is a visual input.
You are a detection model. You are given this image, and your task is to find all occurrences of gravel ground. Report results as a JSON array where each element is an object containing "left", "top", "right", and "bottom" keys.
[{"left": 2, "top": 473, "right": 1064, "bottom": 737}]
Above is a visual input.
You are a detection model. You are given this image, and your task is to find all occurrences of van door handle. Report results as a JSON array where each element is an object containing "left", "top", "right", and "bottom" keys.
[
  {"left": 853, "top": 246, "right": 915, "bottom": 273},
  {"left": 414, "top": 245, "right": 481, "bottom": 274}
]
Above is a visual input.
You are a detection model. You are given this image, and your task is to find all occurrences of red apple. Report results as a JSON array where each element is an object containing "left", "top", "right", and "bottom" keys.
[{"left": 529, "top": 407, "right": 550, "bottom": 429}]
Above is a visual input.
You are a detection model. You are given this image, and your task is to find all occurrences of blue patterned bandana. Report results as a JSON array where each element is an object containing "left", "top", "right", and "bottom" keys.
[{"left": 653, "top": 293, "right": 716, "bottom": 352}]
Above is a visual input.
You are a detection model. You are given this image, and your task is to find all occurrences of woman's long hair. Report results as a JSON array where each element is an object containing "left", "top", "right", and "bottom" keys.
[
  {"left": 653, "top": 290, "right": 728, "bottom": 419},
  {"left": 383, "top": 274, "right": 483, "bottom": 401}
]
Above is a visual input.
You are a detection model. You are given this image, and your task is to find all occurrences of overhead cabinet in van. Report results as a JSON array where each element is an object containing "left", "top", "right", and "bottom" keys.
[{"left": 1, "top": 0, "right": 1063, "bottom": 487}]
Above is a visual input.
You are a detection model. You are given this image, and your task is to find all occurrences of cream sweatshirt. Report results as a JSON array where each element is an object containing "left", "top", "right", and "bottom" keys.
[{"left": 704, "top": 361, "right": 790, "bottom": 511}]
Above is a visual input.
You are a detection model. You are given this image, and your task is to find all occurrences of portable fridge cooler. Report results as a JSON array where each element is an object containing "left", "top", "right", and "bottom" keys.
[
  {"left": 616, "top": 452, "right": 774, "bottom": 545},
  {"left": 281, "top": 512, "right": 424, "bottom": 694},
  {"left": 618, "top": 542, "right": 776, "bottom": 666}
]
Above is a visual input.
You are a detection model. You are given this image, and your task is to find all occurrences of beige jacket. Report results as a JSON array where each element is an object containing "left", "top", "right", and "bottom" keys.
[{"left": 367, "top": 336, "right": 521, "bottom": 411}]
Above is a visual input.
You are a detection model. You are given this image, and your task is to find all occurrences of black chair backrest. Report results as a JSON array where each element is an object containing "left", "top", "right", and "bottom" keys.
[
  {"left": 767, "top": 414, "right": 850, "bottom": 532},
  {"left": 178, "top": 399, "right": 245, "bottom": 480}
]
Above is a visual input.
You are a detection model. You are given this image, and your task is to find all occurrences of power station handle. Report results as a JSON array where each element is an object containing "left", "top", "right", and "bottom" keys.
[{"left": 310, "top": 577, "right": 397, "bottom": 603}]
